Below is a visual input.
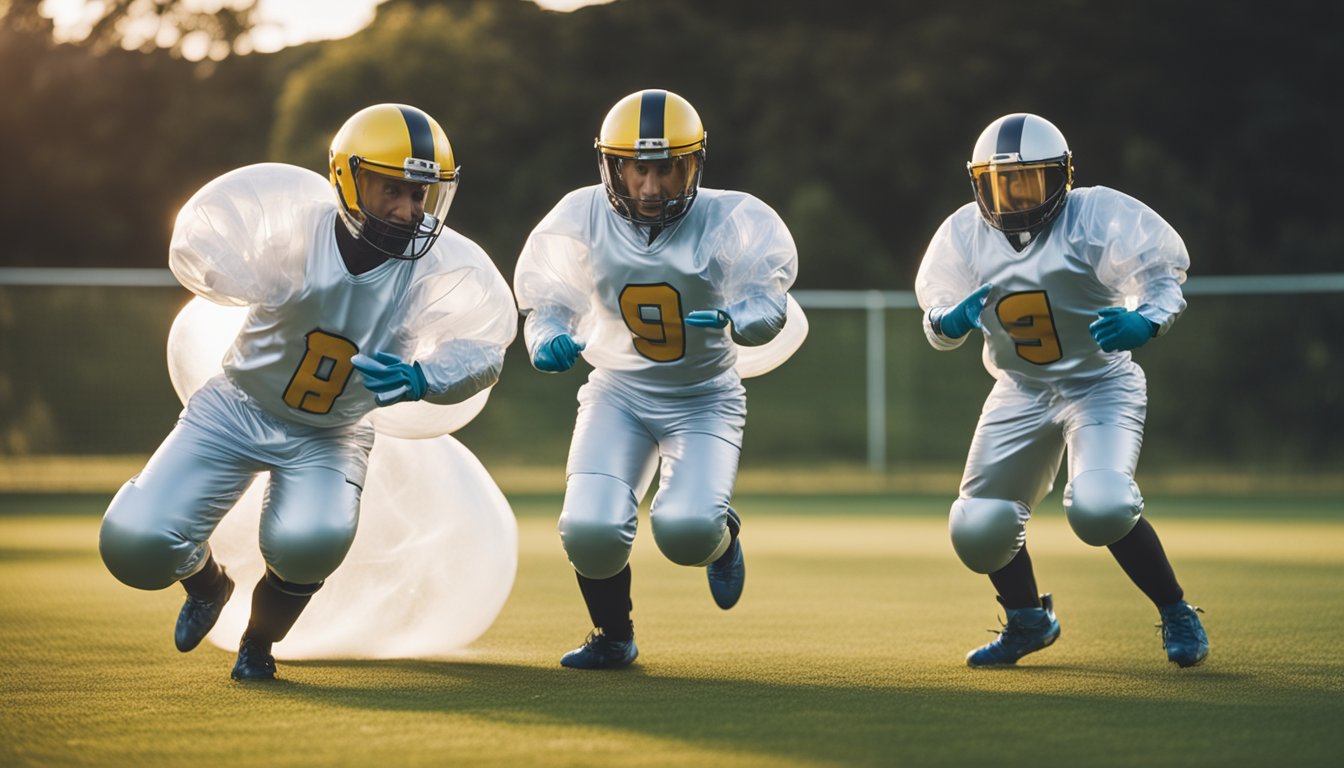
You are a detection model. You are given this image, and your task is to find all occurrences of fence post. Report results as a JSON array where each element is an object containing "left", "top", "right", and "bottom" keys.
[{"left": 865, "top": 290, "right": 886, "bottom": 472}]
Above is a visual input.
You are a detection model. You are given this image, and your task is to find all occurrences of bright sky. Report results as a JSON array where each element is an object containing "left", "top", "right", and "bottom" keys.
[{"left": 40, "top": 0, "right": 616, "bottom": 57}]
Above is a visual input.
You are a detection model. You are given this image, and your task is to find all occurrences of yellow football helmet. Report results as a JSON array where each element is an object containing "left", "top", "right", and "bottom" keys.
[
  {"left": 329, "top": 103, "right": 459, "bottom": 259},
  {"left": 595, "top": 89, "right": 706, "bottom": 228}
]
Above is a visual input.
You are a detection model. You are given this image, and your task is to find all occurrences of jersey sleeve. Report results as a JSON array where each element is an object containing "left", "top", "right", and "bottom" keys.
[
  {"left": 1073, "top": 187, "right": 1190, "bottom": 335},
  {"left": 402, "top": 235, "right": 519, "bottom": 406},
  {"left": 513, "top": 191, "right": 597, "bottom": 361},
  {"left": 914, "top": 212, "right": 980, "bottom": 350},
  {"left": 168, "top": 163, "right": 329, "bottom": 308},
  {"left": 705, "top": 195, "right": 799, "bottom": 347}
]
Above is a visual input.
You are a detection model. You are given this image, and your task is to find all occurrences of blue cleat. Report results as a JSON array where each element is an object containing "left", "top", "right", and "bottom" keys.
[
  {"left": 175, "top": 571, "right": 234, "bottom": 652},
  {"left": 231, "top": 636, "right": 277, "bottom": 681},
  {"left": 707, "top": 508, "right": 745, "bottom": 610},
  {"left": 966, "top": 593, "right": 1061, "bottom": 667},
  {"left": 1158, "top": 600, "right": 1209, "bottom": 668},
  {"left": 560, "top": 630, "right": 638, "bottom": 670}
]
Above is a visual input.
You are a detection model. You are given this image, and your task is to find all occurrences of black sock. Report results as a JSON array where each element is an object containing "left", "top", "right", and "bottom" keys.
[
  {"left": 1108, "top": 517, "right": 1183, "bottom": 607},
  {"left": 181, "top": 554, "right": 227, "bottom": 600},
  {"left": 243, "top": 569, "right": 320, "bottom": 644},
  {"left": 576, "top": 565, "right": 633, "bottom": 641},
  {"left": 988, "top": 546, "right": 1042, "bottom": 610},
  {"left": 713, "top": 508, "right": 741, "bottom": 565}
]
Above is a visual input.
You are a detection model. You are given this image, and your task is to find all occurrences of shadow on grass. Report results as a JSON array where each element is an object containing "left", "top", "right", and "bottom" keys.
[{"left": 257, "top": 657, "right": 1338, "bottom": 767}]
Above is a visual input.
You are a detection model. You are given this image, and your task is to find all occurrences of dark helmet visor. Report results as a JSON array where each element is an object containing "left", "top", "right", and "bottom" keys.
[{"left": 970, "top": 161, "right": 1069, "bottom": 216}]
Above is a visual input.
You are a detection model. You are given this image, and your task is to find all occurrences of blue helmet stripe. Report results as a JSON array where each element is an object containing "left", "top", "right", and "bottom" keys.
[
  {"left": 996, "top": 114, "right": 1027, "bottom": 156},
  {"left": 639, "top": 90, "right": 667, "bottom": 140},
  {"left": 398, "top": 105, "right": 436, "bottom": 162}
]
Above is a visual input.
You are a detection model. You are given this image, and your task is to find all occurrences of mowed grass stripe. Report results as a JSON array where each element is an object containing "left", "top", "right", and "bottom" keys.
[{"left": 2, "top": 497, "right": 1342, "bottom": 767}]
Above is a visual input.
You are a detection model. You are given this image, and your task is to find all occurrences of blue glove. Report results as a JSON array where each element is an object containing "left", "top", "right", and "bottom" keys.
[
  {"left": 532, "top": 334, "right": 584, "bottom": 373},
  {"left": 931, "top": 283, "right": 992, "bottom": 339},
  {"left": 1089, "top": 307, "right": 1158, "bottom": 352},
  {"left": 685, "top": 309, "right": 730, "bottom": 329},
  {"left": 351, "top": 351, "right": 428, "bottom": 406}
]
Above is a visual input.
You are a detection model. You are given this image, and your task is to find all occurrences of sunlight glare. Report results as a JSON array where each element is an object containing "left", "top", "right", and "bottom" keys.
[{"left": 40, "top": 0, "right": 618, "bottom": 53}]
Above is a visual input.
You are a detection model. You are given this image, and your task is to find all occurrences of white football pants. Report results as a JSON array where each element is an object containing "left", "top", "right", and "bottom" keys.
[
  {"left": 99, "top": 375, "right": 374, "bottom": 590},
  {"left": 559, "top": 370, "right": 746, "bottom": 579}
]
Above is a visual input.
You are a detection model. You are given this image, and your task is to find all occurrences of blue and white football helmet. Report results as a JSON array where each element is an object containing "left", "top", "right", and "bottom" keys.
[{"left": 967, "top": 113, "right": 1073, "bottom": 239}]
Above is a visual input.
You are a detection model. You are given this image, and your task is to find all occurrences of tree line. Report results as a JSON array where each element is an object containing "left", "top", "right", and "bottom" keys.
[
  {"left": 1, "top": 0, "right": 1341, "bottom": 468},
  {"left": 2, "top": 0, "right": 1340, "bottom": 286}
]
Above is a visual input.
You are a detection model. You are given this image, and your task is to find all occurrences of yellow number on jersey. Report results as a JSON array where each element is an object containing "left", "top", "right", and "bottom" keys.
[
  {"left": 619, "top": 283, "right": 685, "bottom": 362},
  {"left": 995, "top": 291, "right": 1062, "bottom": 364},
  {"left": 282, "top": 330, "right": 358, "bottom": 414}
]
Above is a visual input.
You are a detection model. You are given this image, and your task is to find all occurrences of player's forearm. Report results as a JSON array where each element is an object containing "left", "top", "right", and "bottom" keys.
[
  {"left": 523, "top": 307, "right": 581, "bottom": 359},
  {"left": 418, "top": 341, "right": 506, "bottom": 405},
  {"left": 921, "top": 309, "right": 970, "bottom": 351},
  {"left": 1134, "top": 274, "right": 1187, "bottom": 337},
  {"left": 724, "top": 294, "right": 787, "bottom": 347}
]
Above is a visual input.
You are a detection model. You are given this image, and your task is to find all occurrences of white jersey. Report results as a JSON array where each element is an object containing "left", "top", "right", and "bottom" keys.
[
  {"left": 514, "top": 185, "right": 798, "bottom": 392},
  {"left": 169, "top": 163, "right": 517, "bottom": 428},
  {"left": 915, "top": 186, "right": 1189, "bottom": 384}
]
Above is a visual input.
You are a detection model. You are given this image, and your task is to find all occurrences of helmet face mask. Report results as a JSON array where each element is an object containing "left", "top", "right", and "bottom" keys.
[
  {"left": 967, "top": 113, "right": 1073, "bottom": 237},
  {"left": 350, "top": 163, "right": 457, "bottom": 259},
  {"left": 599, "top": 152, "right": 703, "bottom": 227},
  {"left": 329, "top": 104, "right": 459, "bottom": 260},
  {"left": 596, "top": 89, "right": 706, "bottom": 229}
]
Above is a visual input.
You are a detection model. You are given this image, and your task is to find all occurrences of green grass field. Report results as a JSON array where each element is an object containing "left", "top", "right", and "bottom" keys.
[{"left": 2, "top": 491, "right": 1342, "bottom": 767}]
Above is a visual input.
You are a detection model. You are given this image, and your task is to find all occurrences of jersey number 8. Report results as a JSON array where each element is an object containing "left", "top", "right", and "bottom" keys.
[{"left": 283, "top": 330, "right": 358, "bottom": 414}]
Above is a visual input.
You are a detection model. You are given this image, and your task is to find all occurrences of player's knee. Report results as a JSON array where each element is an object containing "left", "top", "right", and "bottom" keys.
[
  {"left": 98, "top": 485, "right": 190, "bottom": 590},
  {"left": 949, "top": 497, "right": 1029, "bottom": 574},
  {"left": 650, "top": 504, "right": 723, "bottom": 566},
  {"left": 558, "top": 474, "right": 636, "bottom": 579},
  {"left": 262, "top": 518, "right": 356, "bottom": 585},
  {"left": 1064, "top": 469, "right": 1143, "bottom": 546},
  {"left": 559, "top": 514, "right": 632, "bottom": 579}
]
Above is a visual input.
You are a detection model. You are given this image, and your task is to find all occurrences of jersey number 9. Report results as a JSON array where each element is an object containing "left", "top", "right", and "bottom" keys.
[
  {"left": 619, "top": 283, "right": 685, "bottom": 363},
  {"left": 996, "top": 291, "right": 1063, "bottom": 365}
]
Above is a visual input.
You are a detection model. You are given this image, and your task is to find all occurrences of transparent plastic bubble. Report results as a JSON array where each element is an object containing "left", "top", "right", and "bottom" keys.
[
  {"left": 166, "top": 296, "right": 490, "bottom": 437},
  {"left": 734, "top": 294, "right": 809, "bottom": 378},
  {"left": 166, "top": 297, "right": 516, "bottom": 658},
  {"left": 204, "top": 434, "right": 517, "bottom": 659}
]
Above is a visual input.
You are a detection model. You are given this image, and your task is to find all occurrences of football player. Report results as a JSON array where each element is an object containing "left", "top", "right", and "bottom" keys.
[
  {"left": 514, "top": 89, "right": 800, "bottom": 669},
  {"left": 915, "top": 113, "right": 1209, "bottom": 668},
  {"left": 98, "top": 104, "right": 517, "bottom": 680}
]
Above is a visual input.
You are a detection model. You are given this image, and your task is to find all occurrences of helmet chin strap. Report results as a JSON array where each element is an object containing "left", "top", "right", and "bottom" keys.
[
  {"left": 626, "top": 195, "right": 693, "bottom": 240},
  {"left": 362, "top": 216, "right": 416, "bottom": 259}
]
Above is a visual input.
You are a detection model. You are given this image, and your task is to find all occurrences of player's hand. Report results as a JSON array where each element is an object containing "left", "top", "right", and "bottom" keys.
[
  {"left": 532, "top": 334, "right": 584, "bottom": 373},
  {"left": 685, "top": 309, "right": 730, "bottom": 329},
  {"left": 1089, "top": 307, "right": 1158, "bottom": 352},
  {"left": 351, "top": 351, "right": 428, "bottom": 406},
  {"left": 931, "top": 283, "right": 992, "bottom": 339}
]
